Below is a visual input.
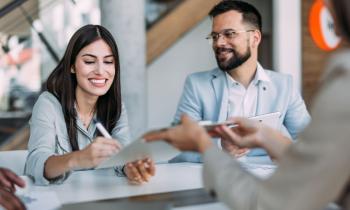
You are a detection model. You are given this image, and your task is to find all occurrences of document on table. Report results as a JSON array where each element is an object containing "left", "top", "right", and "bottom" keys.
[
  {"left": 16, "top": 191, "right": 61, "bottom": 210},
  {"left": 97, "top": 138, "right": 180, "bottom": 169}
]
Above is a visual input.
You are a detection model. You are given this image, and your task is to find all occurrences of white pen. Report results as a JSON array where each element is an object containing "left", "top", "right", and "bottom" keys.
[{"left": 93, "top": 119, "right": 112, "bottom": 139}]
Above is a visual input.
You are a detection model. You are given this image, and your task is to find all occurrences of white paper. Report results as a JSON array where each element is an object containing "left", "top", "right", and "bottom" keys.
[
  {"left": 18, "top": 191, "right": 61, "bottom": 210},
  {"left": 97, "top": 138, "right": 180, "bottom": 169}
]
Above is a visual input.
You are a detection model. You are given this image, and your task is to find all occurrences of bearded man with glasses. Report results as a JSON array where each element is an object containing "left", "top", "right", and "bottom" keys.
[{"left": 171, "top": 0, "right": 311, "bottom": 163}]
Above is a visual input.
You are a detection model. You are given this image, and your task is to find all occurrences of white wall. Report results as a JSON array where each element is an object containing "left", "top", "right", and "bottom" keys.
[
  {"left": 147, "top": 18, "right": 216, "bottom": 129},
  {"left": 273, "top": 0, "right": 302, "bottom": 90}
]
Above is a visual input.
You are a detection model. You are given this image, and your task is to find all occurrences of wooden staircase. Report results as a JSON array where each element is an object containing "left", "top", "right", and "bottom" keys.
[{"left": 147, "top": 0, "right": 220, "bottom": 64}]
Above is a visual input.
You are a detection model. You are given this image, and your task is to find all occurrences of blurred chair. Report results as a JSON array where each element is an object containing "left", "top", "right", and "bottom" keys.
[{"left": 0, "top": 150, "right": 28, "bottom": 175}]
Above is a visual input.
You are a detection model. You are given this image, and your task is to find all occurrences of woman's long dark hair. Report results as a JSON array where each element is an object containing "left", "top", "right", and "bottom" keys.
[
  {"left": 332, "top": 0, "right": 350, "bottom": 42},
  {"left": 46, "top": 25, "right": 122, "bottom": 151}
]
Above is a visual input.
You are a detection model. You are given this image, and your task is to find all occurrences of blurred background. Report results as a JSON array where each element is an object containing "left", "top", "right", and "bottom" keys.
[{"left": 0, "top": 0, "right": 338, "bottom": 150}]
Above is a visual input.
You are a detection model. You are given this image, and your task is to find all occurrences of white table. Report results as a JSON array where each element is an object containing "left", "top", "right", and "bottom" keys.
[
  {"left": 23, "top": 157, "right": 276, "bottom": 210},
  {"left": 29, "top": 163, "right": 203, "bottom": 205}
]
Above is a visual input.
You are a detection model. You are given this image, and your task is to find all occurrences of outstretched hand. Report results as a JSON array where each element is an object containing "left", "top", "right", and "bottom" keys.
[
  {"left": 144, "top": 115, "right": 213, "bottom": 153},
  {"left": 0, "top": 188, "right": 26, "bottom": 210},
  {"left": 214, "top": 117, "right": 291, "bottom": 160},
  {"left": 0, "top": 168, "right": 25, "bottom": 193},
  {"left": 0, "top": 168, "right": 26, "bottom": 210}
]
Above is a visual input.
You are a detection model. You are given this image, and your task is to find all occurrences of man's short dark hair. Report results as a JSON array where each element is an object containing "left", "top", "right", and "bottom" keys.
[{"left": 209, "top": 0, "right": 262, "bottom": 32}]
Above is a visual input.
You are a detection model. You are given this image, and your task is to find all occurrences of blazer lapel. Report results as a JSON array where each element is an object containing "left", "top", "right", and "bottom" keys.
[{"left": 211, "top": 69, "right": 229, "bottom": 122}]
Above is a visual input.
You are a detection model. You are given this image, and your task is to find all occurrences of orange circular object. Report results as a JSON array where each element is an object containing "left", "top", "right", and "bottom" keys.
[{"left": 309, "top": 0, "right": 341, "bottom": 51}]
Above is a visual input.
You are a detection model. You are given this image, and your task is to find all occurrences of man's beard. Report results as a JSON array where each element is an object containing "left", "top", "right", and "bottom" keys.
[{"left": 215, "top": 46, "right": 251, "bottom": 72}]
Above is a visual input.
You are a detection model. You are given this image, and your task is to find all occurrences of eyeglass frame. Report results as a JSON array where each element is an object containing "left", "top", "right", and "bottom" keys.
[{"left": 206, "top": 29, "right": 256, "bottom": 43}]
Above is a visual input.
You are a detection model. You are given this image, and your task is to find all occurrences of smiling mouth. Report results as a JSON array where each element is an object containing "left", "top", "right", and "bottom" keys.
[
  {"left": 89, "top": 79, "right": 107, "bottom": 87},
  {"left": 216, "top": 49, "right": 234, "bottom": 60}
]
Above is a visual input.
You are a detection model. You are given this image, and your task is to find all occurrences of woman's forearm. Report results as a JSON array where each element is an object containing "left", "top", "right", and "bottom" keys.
[
  {"left": 260, "top": 128, "right": 292, "bottom": 161},
  {"left": 44, "top": 152, "right": 79, "bottom": 180}
]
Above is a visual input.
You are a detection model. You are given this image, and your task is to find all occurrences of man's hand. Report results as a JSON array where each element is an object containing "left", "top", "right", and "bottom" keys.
[
  {"left": 0, "top": 168, "right": 25, "bottom": 193},
  {"left": 144, "top": 115, "right": 213, "bottom": 153},
  {"left": 214, "top": 117, "right": 292, "bottom": 160},
  {"left": 221, "top": 139, "right": 250, "bottom": 158},
  {"left": 0, "top": 188, "right": 26, "bottom": 210},
  {"left": 124, "top": 158, "right": 155, "bottom": 185}
]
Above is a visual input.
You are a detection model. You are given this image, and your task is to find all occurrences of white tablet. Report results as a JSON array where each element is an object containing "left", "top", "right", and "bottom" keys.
[
  {"left": 249, "top": 112, "right": 281, "bottom": 129},
  {"left": 200, "top": 111, "right": 281, "bottom": 131}
]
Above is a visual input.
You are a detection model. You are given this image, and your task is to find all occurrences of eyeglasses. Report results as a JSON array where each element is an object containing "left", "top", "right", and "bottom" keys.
[{"left": 206, "top": 29, "right": 255, "bottom": 44}]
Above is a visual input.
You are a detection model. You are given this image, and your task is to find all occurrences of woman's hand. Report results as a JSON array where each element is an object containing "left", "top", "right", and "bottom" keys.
[
  {"left": 44, "top": 137, "right": 122, "bottom": 180},
  {"left": 71, "top": 137, "right": 122, "bottom": 169},
  {"left": 124, "top": 158, "right": 155, "bottom": 185}
]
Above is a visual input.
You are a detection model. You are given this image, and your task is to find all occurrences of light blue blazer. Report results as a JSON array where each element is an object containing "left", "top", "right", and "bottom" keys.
[{"left": 171, "top": 66, "right": 311, "bottom": 162}]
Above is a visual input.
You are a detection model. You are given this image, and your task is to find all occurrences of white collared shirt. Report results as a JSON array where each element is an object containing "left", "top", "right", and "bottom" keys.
[{"left": 226, "top": 63, "right": 270, "bottom": 119}]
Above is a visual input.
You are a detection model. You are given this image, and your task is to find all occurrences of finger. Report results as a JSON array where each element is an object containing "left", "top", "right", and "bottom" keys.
[
  {"left": 228, "top": 117, "right": 249, "bottom": 125},
  {"left": 207, "top": 129, "right": 220, "bottom": 137},
  {"left": 125, "top": 163, "right": 142, "bottom": 183},
  {"left": 231, "top": 117, "right": 259, "bottom": 131},
  {"left": 95, "top": 138, "right": 122, "bottom": 149},
  {"left": 235, "top": 148, "right": 250, "bottom": 158},
  {"left": 224, "top": 144, "right": 240, "bottom": 154},
  {"left": 219, "top": 125, "right": 244, "bottom": 146},
  {"left": 135, "top": 160, "right": 150, "bottom": 182},
  {"left": 92, "top": 143, "right": 120, "bottom": 155},
  {"left": 0, "top": 174, "right": 15, "bottom": 192},
  {"left": 215, "top": 126, "right": 235, "bottom": 142},
  {"left": 221, "top": 139, "right": 236, "bottom": 151},
  {"left": 0, "top": 190, "right": 26, "bottom": 210},
  {"left": 95, "top": 149, "right": 118, "bottom": 159},
  {"left": 145, "top": 158, "right": 156, "bottom": 176},
  {"left": 223, "top": 126, "right": 259, "bottom": 148},
  {"left": 143, "top": 131, "right": 169, "bottom": 142},
  {"left": 238, "top": 148, "right": 249, "bottom": 153},
  {"left": 4, "top": 170, "right": 25, "bottom": 188},
  {"left": 239, "top": 134, "right": 260, "bottom": 147},
  {"left": 128, "top": 179, "right": 143, "bottom": 185},
  {"left": 111, "top": 139, "right": 122, "bottom": 150},
  {"left": 88, "top": 148, "right": 117, "bottom": 160}
]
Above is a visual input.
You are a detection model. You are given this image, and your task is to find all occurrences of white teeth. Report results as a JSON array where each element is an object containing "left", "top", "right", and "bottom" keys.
[{"left": 90, "top": 79, "right": 106, "bottom": 84}]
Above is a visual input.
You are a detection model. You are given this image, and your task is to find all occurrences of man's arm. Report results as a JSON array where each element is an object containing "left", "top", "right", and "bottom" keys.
[
  {"left": 174, "top": 75, "right": 202, "bottom": 123},
  {"left": 283, "top": 75, "right": 311, "bottom": 139}
]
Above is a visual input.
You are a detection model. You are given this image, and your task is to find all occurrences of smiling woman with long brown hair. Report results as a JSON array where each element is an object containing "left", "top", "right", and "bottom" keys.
[{"left": 25, "top": 25, "right": 155, "bottom": 186}]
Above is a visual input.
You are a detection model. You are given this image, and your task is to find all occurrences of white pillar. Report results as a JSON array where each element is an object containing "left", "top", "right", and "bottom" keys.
[
  {"left": 100, "top": 0, "right": 146, "bottom": 138},
  {"left": 273, "top": 0, "right": 302, "bottom": 91}
]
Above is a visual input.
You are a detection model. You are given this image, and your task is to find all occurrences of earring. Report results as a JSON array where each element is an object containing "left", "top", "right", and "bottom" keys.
[{"left": 71, "top": 68, "right": 75, "bottom": 73}]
